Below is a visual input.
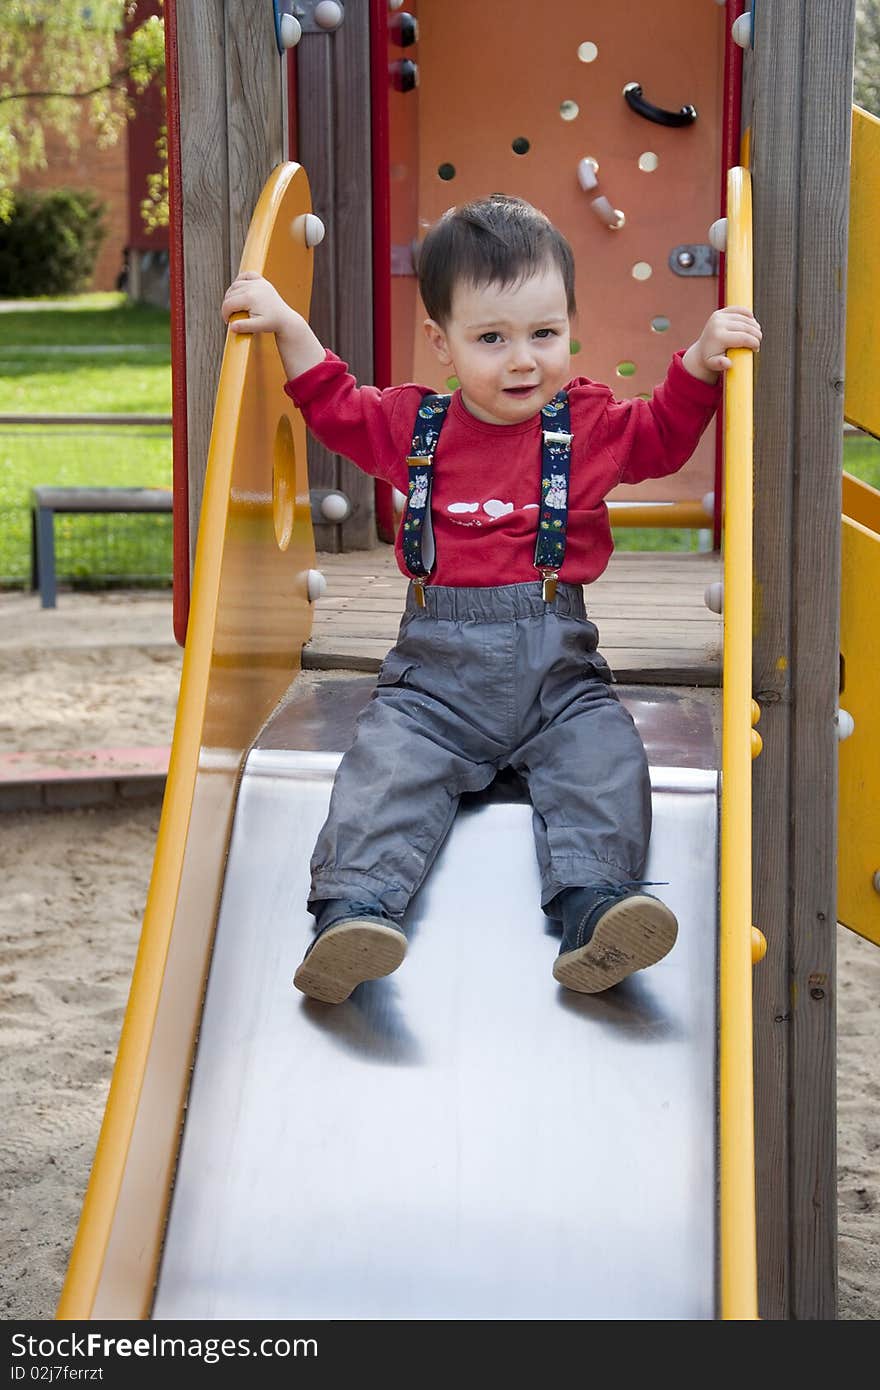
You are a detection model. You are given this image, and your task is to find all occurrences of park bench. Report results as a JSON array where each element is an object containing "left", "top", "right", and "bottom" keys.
[{"left": 30, "top": 485, "right": 173, "bottom": 609}]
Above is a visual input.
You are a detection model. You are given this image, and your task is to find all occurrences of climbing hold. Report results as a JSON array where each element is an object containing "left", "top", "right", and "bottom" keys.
[
  {"left": 732, "top": 13, "right": 752, "bottom": 50},
  {"left": 280, "top": 14, "right": 302, "bottom": 48},
  {"left": 623, "top": 82, "right": 697, "bottom": 127},
  {"left": 320, "top": 491, "right": 351, "bottom": 522},
  {"left": 390, "top": 11, "right": 418, "bottom": 45},
  {"left": 307, "top": 569, "right": 328, "bottom": 602},
  {"left": 708, "top": 218, "right": 728, "bottom": 253},
  {"left": 837, "top": 708, "right": 855, "bottom": 741},
  {"left": 390, "top": 59, "right": 419, "bottom": 92},
  {"left": 751, "top": 728, "right": 763, "bottom": 759},
  {"left": 751, "top": 927, "right": 768, "bottom": 964},
  {"left": 751, "top": 699, "right": 761, "bottom": 727},
  {"left": 314, "top": 1, "right": 345, "bottom": 31},
  {"left": 577, "top": 157, "right": 599, "bottom": 191},
  {"left": 292, "top": 213, "right": 325, "bottom": 247},
  {"left": 591, "top": 196, "right": 625, "bottom": 230},
  {"left": 704, "top": 581, "right": 723, "bottom": 614}
]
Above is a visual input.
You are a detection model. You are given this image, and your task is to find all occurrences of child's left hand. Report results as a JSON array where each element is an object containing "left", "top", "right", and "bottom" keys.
[{"left": 687, "top": 306, "right": 763, "bottom": 380}]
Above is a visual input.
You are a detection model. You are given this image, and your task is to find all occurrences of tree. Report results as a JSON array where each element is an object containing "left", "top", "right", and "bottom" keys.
[
  {"left": 0, "top": 1, "right": 165, "bottom": 221},
  {"left": 855, "top": 0, "right": 880, "bottom": 115}
]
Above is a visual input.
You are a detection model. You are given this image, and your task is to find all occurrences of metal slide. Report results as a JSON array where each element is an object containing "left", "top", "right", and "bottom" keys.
[
  {"left": 152, "top": 679, "right": 720, "bottom": 1321},
  {"left": 58, "top": 161, "right": 756, "bottom": 1321}
]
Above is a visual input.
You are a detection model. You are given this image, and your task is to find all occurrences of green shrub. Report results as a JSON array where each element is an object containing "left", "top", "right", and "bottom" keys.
[{"left": 0, "top": 189, "right": 107, "bottom": 297}]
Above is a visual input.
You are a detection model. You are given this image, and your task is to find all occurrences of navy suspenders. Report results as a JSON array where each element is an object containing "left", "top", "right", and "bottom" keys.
[
  {"left": 535, "top": 392, "right": 573, "bottom": 602},
  {"left": 401, "top": 394, "right": 451, "bottom": 605},
  {"left": 400, "top": 390, "right": 573, "bottom": 605}
]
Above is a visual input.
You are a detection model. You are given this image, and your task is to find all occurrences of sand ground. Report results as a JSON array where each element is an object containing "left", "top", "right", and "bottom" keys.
[{"left": 0, "top": 588, "right": 877, "bottom": 1320}]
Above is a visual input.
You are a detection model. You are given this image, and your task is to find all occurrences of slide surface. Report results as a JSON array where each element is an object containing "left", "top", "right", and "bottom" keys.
[
  {"left": 59, "top": 159, "right": 757, "bottom": 1322},
  {"left": 152, "top": 678, "right": 720, "bottom": 1320}
]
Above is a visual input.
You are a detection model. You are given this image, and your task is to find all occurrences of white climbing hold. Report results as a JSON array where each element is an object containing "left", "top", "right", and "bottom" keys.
[
  {"left": 280, "top": 14, "right": 302, "bottom": 47},
  {"left": 292, "top": 213, "right": 326, "bottom": 247},
  {"left": 704, "top": 581, "right": 723, "bottom": 614},
  {"left": 836, "top": 708, "right": 855, "bottom": 741},
  {"left": 708, "top": 217, "right": 728, "bottom": 253},
  {"left": 314, "top": 1, "right": 345, "bottom": 30},
  {"left": 320, "top": 491, "right": 351, "bottom": 522},
  {"left": 307, "top": 569, "right": 328, "bottom": 602},
  {"left": 732, "top": 13, "right": 751, "bottom": 49},
  {"left": 577, "top": 157, "right": 599, "bottom": 192}
]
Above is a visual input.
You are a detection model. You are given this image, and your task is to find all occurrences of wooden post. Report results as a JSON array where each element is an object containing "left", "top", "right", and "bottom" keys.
[
  {"left": 747, "top": 0, "right": 855, "bottom": 1319},
  {"left": 174, "top": 0, "right": 283, "bottom": 565},
  {"left": 296, "top": 4, "right": 376, "bottom": 551}
]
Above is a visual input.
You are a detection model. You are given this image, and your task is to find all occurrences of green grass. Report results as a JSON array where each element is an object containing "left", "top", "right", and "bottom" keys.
[
  {"left": 0, "top": 292, "right": 171, "bottom": 347},
  {"left": 0, "top": 426, "right": 173, "bottom": 585},
  {"left": 611, "top": 433, "right": 880, "bottom": 554},
  {"left": 0, "top": 294, "right": 172, "bottom": 586},
  {"left": 843, "top": 432, "right": 880, "bottom": 489},
  {"left": 613, "top": 526, "right": 699, "bottom": 553},
  {"left": 1, "top": 294, "right": 877, "bottom": 581},
  {"left": 0, "top": 357, "right": 172, "bottom": 414}
]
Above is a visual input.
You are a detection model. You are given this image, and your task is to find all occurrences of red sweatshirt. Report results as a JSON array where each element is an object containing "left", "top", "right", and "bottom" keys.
[{"left": 284, "top": 349, "right": 721, "bottom": 587}]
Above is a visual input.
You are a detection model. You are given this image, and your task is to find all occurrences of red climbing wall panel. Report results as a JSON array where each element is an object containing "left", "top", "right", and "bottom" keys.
[{"left": 388, "top": 0, "right": 726, "bottom": 502}]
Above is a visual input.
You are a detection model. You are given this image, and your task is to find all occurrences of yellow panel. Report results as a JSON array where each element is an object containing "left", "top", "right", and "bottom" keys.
[
  {"left": 838, "top": 514, "right": 880, "bottom": 945},
  {"left": 845, "top": 107, "right": 880, "bottom": 438},
  {"left": 842, "top": 468, "right": 880, "bottom": 533},
  {"left": 57, "top": 162, "right": 318, "bottom": 1319}
]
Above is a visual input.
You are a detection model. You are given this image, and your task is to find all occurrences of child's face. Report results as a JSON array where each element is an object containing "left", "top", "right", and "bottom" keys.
[{"left": 423, "top": 264, "right": 573, "bottom": 425}]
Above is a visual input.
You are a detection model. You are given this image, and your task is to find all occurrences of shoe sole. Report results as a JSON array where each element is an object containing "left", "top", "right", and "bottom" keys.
[
  {"left": 293, "top": 919, "right": 407, "bottom": 1004},
  {"left": 552, "top": 894, "right": 678, "bottom": 994}
]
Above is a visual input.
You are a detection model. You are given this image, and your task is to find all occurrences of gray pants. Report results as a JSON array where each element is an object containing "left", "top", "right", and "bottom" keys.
[{"left": 308, "top": 581, "right": 652, "bottom": 920}]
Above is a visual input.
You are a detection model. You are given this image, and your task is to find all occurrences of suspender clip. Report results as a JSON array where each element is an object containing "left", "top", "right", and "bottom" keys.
[
  {"left": 540, "top": 570, "right": 559, "bottom": 603},
  {"left": 413, "top": 578, "right": 427, "bottom": 608}
]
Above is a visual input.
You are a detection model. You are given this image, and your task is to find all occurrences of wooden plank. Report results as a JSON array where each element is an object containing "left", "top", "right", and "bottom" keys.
[
  {"left": 224, "top": 3, "right": 283, "bottom": 277},
  {"left": 749, "top": 3, "right": 799, "bottom": 1317},
  {"left": 786, "top": 0, "right": 852, "bottom": 1320},
  {"left": 296, "top": 33, "right": 338, "bottom": 550},
  {"left": 305, "top": 548, "right": 722, "bottom": 683},
  {"left": 749, "top": 0, "right": 854, "bottom": 1320},
  {"left": 177, "top": 0, "right": 230, "bottom": 566},
  {"left": 315, "top": 599, "right": 721, "bottom": 620}
]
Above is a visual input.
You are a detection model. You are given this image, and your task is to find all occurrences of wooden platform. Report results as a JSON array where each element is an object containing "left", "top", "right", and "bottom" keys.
[{"left": 307, "top": 547, "right": 723, "bottom": 686}]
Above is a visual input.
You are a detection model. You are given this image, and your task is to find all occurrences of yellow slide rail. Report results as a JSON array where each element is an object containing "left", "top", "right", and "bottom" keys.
[
  {"left": 838, "top": 105, "right": 880, "bottom": 949},
  {"left": 57, "top": 163, "right": 318, "bottom": 1318},
  {"left": 718, "top": 166, "right": 759, "bottom": 1320}
]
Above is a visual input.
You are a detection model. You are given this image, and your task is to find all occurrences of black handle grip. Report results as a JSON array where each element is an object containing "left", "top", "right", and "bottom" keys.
[{"left": 623, "top": 82, "right": 697, "bottom": 128}]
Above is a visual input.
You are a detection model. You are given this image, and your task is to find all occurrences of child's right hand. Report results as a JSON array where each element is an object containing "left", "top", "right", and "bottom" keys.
[
  {"left": 221, "top": 271, "right": 327, "bottom": 379},
  {"left": 221, "top": 271, "right": 298, "bottom": 336}
]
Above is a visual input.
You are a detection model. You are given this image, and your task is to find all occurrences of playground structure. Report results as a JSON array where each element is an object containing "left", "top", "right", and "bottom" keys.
[{"left": 55, "top": 1, "right": 879, "bottom": 1320}]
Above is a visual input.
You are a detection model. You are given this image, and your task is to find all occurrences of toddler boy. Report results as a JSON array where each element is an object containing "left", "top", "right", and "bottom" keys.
[{"left": 221, "top": 195, "right": 761, "bottom": 1004}]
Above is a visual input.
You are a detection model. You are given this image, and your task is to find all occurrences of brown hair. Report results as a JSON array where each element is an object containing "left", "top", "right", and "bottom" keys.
[{"left": 417, "top": 195, "right": 577, "bottom": 326}]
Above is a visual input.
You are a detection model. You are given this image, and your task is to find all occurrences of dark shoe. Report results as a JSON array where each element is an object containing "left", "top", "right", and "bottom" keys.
[
  {"left": 552, "top": 882, "right": 677, "bottom": 994},
  {"left": 294, "top": 900, "right": 407, "bottom": 1004}
]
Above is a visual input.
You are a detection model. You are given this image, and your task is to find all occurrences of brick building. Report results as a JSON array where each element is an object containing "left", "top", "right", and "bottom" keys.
[{"left": 11, "top": 5, "right": 168, "bottom": 303}]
